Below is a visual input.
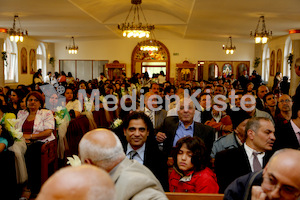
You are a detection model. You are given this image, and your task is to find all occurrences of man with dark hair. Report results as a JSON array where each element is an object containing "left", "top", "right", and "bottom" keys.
[
  {"left": 263, "top": 92, "right": 280, "bottom": 119},
  {"left": 215, "top": 117, "right": 275, "bottom": 193},
  {"left": 150, "top": 83, "right": 160, "bottom": 95},
  {"left": 121, "top": 111, "right": 168, "bottom": 191},
  {"left": 273, "top": 99, "right": 300, "bottom": 151},
  {"left": 256, "top": 85, "right": 269, "bottom": 110}
]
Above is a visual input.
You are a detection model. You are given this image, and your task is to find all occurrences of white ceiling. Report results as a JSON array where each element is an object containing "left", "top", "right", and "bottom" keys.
[{"left": 1, "top": 0, "right": 300, "bottom": 43}]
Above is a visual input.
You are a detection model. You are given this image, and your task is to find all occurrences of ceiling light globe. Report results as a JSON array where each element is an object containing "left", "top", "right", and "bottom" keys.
[
  {"left": 10, "top": 35, "right": 14, "bottom": 42},
  {"left": 15, "top": 35, "right": 19, "bottom": 42},
  {"left": 255, "top": 37, "right": 261, "bottom": 43},
  {"left": 20, "top": 36, "right": 24, "bottom": 42},
  {"left": 262, "top": 37, "right": 268, "bottom": 44}
]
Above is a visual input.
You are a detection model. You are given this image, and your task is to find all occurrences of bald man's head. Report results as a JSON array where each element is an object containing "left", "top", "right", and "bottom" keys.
[
  {"left": 261, "top": 149, "right": 300, "bottom": 199},
  {"left": 37, "top": 165, "right": 115, "bottom": 200},
  {"left": 79, "top": 128, "right": 125, "bottom": 172}
]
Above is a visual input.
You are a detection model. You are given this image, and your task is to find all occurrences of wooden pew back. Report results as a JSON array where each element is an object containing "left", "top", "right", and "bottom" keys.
[{"left": 165, "top": 192, "right": 224, "bottom": 200}]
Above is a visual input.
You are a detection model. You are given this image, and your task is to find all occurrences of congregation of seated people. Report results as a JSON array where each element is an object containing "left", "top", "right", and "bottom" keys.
[{"left": 0, "top": 65, "right": 300, "bottom": 200}]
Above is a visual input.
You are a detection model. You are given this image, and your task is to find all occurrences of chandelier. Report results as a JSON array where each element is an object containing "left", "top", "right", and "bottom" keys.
[
  {"left": 66, "top": 37, "right": 78, "bottom": 54},
  {"left": 250, "top": 16, "right": 272, "bottom": 44},
  {"left": 139, "top": 29, "right": 160, "bottom": 51},
  {"left": 8, "top": 15, "right": 28, "bottom": 42},
  {"left": 118, "top": 0, "right": 155, "bottom": 38},
  {"left": 222, "top": 36, "right": 236, "bottom": 54}
]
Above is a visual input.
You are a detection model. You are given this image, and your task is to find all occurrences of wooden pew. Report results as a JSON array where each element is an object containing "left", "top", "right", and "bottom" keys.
[
  {"left": 65, "top": 115, "right": 90, "bottom": 157},
  {"left": 41, "top": 138, "right": 58, "bottom": 185},
  {"left": 165, "top": 192, "right": 224, "bottom": 200}
]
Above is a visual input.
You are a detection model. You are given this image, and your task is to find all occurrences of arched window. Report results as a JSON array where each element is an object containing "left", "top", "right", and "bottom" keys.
[
  {"left": 3, "top": 38, "right": 18, "bottom": 83},
  {"left": 262, "top": 44, "right": 270, "bottom": 83},
  {"left": 36, "top": 43, "right": 47, "bottom": 80},
  {"left": 283, "top": 36, "right": 292, "bottom": 79}
]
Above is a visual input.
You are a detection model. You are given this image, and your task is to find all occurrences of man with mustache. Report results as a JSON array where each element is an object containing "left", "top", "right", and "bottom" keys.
[{"left": 215, "top": 117, "right": 276, "bottom": 193}]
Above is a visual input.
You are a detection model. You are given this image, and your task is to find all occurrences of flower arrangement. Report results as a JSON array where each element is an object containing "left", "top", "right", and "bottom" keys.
[
  {"left": 110, "top": 118, "right": 123, "bottom": 129},
  {"left": 287, "top": 53, "right": 293, "bottom": 67},
  {"left": 66, "top": 155, "right": 81, "bottom": 167},
  {"left": 1, "top": 51, "right": 8, "bottom": 67},
  {"left": 253, "top": 57, "right": 261, "bottom": 68},
  {"left": 54, "top": 106, "right": 65, "bottom": 126},
  {"left": 6, "top": 118, "right": 23, "bottom": 141},
  {"left": 84, "top": 97, "right": 93, "bottom": 112}
]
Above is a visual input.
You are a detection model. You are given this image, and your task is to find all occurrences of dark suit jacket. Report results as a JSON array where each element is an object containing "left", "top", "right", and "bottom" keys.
[
  {"left": 255, "top": 97, "right": 264, "bottom": 111},
  {"left": 214, "top": 145, "right": 271, "bottom": 193},
  {"left": 154, "top": 109, "right": 167, "bottom": 132},
  {"left": 160, "top": 116, "right": 215, "bottom": 156},
  {"left": 273, "top": 121, "right": 300, "bottom": 151},
  {"left": 119, "top": 134, "right": 169, "bottom": 191},
  {"left": 224, "top": 171, "right": 263, "bottom": 200}
]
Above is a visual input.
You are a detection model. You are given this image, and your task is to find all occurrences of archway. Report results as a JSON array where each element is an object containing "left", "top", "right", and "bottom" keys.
[{"left": 131, "top": 40, "right": 170, "bottom": 80}]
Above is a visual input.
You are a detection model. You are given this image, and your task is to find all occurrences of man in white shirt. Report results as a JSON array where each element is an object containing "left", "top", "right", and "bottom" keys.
[{"left": 214, "top": 117, "right": 275, "bottom": 193}]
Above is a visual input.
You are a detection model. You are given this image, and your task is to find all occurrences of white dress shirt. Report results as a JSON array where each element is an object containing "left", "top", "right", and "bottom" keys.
[
  {"left": 244, "top": 143, "right": 265, "bottom": 172},
  {"left": 126, "top": 143, "right": 145, "bottom": 165}
]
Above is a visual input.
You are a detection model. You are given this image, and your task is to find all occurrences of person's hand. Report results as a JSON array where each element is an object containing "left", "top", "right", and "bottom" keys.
[
  {"left": 251, "top": 186, "right": 267, "bottom": 200},
  {"left": 156, "top": 132, "right": 167, "bottom": 143}
]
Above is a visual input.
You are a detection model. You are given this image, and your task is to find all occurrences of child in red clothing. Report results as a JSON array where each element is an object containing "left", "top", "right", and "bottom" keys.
[{"left": 169, "top": 136, "right": 219, "bottom": 193}]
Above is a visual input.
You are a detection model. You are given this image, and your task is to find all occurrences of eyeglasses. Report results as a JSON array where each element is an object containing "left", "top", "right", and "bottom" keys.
[
  {"left": 262, "top": 173, "right": 300, "bottom": 199},
  {"left": 278, "top": 99, "right": 292, "bottom": 103}
]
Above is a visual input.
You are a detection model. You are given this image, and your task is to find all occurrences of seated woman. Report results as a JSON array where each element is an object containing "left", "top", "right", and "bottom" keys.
[
  {"left": 8, "top": 89, "right": 26, "bottom": 115},
  {"left": 169, "top": 136, "right": 219, "bottom": 193},
  {"left": 16, "top": 91, "right": 55, "bottom": 194},
  {"left": 64, "top": 87, "right": 82, "bottom": 118}
]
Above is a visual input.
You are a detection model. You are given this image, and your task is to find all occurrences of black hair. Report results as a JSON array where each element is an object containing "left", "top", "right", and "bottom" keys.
[
  {"left": 172, "top": 136, "right": 209, "bottom": 173},
  {"left": 263, "top": 92, "right": 274, "bottom": 104},
  {"left": 123, "top": 111, "right": 154, "bottom": 135}
]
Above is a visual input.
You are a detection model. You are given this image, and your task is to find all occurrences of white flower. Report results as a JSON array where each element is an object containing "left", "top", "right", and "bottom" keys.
[
  {"left": 56, "top": 106, "right": 63, "bottom": 112},
  {"left": 66, "top": 155, "right": 81, "bottom": 167},
  {"left": 10, "top": 127, "right": 23, "bottom": 140},
  {"left": 84, "top": 101, "right": 93, "bottom": 112},
  {"left": 114, "top": 119, "right": 123, "bottom": 127},
  {"left": 55, "top": 115, "right": 63, "bottom": 125},
  {"left": 7, "top": 118, "right": 20, "bottom": 128},
  {"left": 110, "top": 118, "right": 123, "bottom": 129}
]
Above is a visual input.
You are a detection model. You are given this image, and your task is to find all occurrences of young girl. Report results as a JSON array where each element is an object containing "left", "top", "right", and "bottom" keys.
[{"left": 169, "top": 136, "right": 219, "bottom": 193}]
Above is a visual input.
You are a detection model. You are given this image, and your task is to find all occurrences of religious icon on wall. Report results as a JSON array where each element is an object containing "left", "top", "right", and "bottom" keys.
[
  {"left": 29, "top": 49, "right": 36, "bottom": 74},
  {"left": 21, "top": 47, "right": 27, "bottom": 74},
  {"left": 270, "top": 50, "right": 275, "bottom": 76},
  {"left": 276, "top": 49, "right": 282, "bottom": 74}
]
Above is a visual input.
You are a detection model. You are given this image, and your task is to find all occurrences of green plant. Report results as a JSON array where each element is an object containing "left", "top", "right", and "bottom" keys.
[
  {"left": 254, "top": 57, "right": 260, "bottom": 68},
  {"left": 49, "top": 57, "right": 55, "bottom": 65},
  {"left": 287, "top": 53, "right": 293, "bottom": 66},
  {"left": 1, "top": 51, "right": 8, "bottom": 67}
]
